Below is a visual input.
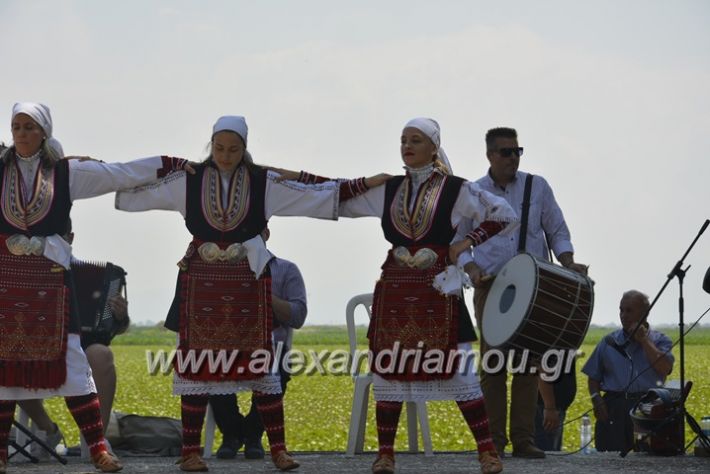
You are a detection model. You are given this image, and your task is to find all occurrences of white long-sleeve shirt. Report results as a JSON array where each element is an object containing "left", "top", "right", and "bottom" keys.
[
  {"left": 12, "top": 155, "right": 179, "bottom": 268},
  {"left": 115, "top": 165, "right": 339, "bottom": 221},
  {"left": 457, "top": 170, "right": 574, "bottom": 275}
]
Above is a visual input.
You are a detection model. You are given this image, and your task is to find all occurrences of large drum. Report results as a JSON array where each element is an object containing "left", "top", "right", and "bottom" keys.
[{"left": 482, "top": 253, "right": 594, "bottom": 358}]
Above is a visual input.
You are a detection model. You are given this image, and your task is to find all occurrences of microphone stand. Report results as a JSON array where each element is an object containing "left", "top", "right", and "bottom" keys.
[{"left": 623, "top": 218, "right": 709, "bottom": 454}]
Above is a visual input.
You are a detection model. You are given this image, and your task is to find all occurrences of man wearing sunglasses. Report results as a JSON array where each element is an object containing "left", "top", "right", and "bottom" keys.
[{"left": 456, "top": 127, "right": 588, "bottom": 458}]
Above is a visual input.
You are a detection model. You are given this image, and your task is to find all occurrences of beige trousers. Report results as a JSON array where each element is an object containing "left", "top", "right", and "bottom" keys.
[{"left": 474, "top": 284, "right": 539, "bottom": 450}]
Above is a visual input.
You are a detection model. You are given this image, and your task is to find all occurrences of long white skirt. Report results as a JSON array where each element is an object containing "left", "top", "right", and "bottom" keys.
[
  {"left": 0, "top": 334, "right": 96, "bottom": 400},
  {"left": 372, "top": 342, "right": 483, "bottom": 402}
]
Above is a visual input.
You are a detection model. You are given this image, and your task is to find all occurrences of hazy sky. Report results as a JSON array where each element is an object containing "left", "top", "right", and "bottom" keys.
[{"left": 1, "top": 1, "right": 708, "bottom": 331}]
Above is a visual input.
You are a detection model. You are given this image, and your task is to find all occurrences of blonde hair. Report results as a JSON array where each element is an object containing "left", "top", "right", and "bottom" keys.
[{"left": 433, "top": 156, "right": 451, "bottom": 175}]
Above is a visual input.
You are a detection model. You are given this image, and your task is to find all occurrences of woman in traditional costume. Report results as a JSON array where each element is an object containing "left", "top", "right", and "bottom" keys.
[
  {"left": 288, "top": 118, "right": 515, "bottom": 474},
  {"left": 115, "top": 115, "right": 385, "bottom": 472},
  {"left": 0, "top": 102, "right": 193, "bottom": 474}
]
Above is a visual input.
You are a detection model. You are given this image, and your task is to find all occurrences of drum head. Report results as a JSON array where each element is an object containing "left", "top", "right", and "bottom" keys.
[{"left": 482, "top": 254, "right": 537, "bottom": 347}]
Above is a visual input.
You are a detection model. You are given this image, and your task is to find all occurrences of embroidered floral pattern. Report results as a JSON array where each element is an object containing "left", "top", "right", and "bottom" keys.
[
  {"left": 1, "top": 162, "right": 55, "bottom": 231},
  {"left": 200, "top": 166, "right": 250, "bottom": 231},
  {"left": 390, "top": 171, "right": 447, "bottom": 241}
]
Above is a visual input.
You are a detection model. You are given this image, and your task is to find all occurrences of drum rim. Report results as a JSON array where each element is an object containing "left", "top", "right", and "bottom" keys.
[
  {"left": 482, "top": 253, "right": 538, "bottom": 348},
  {"left": 482, "top": 252, "right": 595, "bottom": 354}
]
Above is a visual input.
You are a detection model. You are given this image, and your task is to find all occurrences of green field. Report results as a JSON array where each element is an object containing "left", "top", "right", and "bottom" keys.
[{"left": 43, "top": 325, "right": 710, "bottom": 453}]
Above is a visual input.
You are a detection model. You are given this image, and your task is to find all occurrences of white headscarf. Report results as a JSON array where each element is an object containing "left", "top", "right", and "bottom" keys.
[
  {"left": 12, "top": 102, "right": 53, "bottom": 138},
  {"left": 403, "top": 117, "right": 453, "bottom": 174},
  {"left": 212, "top": 115, "right": 248, "bottom": 146},
  {"left": 10, "top": 102, "right": 65, "bottom": 159},
  {"left": 47, "top": 138, "right": 64, "bottom": 158}
]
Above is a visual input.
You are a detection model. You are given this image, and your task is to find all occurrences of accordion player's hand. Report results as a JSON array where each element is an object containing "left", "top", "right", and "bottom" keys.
[{"left": 109, "top": 295, "right": 129, "bottom": 322}]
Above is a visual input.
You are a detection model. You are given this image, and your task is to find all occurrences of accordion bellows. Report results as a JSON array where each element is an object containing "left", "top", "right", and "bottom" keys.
[{"left": 71, "top": 261, "right": 126, "bottom": 336}]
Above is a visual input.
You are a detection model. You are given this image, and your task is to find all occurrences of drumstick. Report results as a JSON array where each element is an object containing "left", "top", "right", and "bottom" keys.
[{"left": 480, "top": 274, "right": 494, "bottom": 282}]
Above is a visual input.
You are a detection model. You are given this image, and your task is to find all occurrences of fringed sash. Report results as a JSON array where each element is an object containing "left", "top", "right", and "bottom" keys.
[
  {"left": 0, "top": 235, "right": 68, "bottom": 389},
  {"left": 177, "top": 239, "right": 273, "bottom": 381},
  {"left": 369, "top": 245, "right": 459, "bottom": 381}
]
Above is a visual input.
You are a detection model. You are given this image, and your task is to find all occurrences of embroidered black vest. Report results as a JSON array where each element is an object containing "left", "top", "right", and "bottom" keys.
[
  {"left": 185, "top": 162, "right": 267, "bottom": 242},
  {"left": 380, "top": 172, "right": 475, "bottom": 343},
  {"left": 0, "top": 158, "right": 71, "bottom": 235},
  {"left": 381, "top": 173, "right": 464, "bottom": 247}
]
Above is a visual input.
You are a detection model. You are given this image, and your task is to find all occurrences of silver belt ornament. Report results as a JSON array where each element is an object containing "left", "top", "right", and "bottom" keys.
[
  {"left": 197, "top": 242, "right": 248, "bottom": 263},
  {"left": 392, "top": 246, "right": 438, "bottom": 269},
  {"left": 5, "top": 234, "right": 45, "bottom": 256}
]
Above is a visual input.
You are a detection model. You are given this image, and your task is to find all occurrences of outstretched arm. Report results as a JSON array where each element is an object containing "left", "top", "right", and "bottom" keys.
[
  {"left": 114, "top": 161, "right": 188, "bottom": 216},
  {"left": 268, "top": 166, "right": 390, "bottom": 202},
  {"left": 70, "top": 155, "right": 192, "bottom": 201}
]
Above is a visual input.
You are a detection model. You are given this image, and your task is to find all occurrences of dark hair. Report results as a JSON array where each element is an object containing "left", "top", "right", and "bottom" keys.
[
  {"left": 623, "top": 290, "right": 651, "bottom": 314},
  {"left": 0, "top": 141, "right": 61, "bottom": 169},
  {"left": 485, "top": 127, "right": 518, "bottom": 150},
  {"left": 203, "top": 133, "right": 262, "bottom": 173}
]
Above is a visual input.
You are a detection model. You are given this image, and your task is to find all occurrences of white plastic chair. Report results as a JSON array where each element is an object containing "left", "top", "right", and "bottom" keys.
[
  {"left": 15, "top": 407, "right": 87, "bottom": 459},
  {"left": 13, "top": 408, "right": 34, "bottom": 460},
  {"left": 345, "top": 293, "right": 433, "bottom": 457},
  {"left": 203, "top": 404, "right": 216, "bottom": 459}
]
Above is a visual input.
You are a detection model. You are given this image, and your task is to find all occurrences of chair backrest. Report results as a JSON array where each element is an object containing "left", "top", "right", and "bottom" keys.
[{"left": 345, "top": 293, "right": 373, "bottom": 359}]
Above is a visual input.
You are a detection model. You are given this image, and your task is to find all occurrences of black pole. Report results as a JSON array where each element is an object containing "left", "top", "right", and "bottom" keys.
[{"left": 676, "top": 265, "right": 687, "bottom": 448}]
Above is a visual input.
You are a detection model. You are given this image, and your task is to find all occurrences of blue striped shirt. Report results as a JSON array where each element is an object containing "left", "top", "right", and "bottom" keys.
[
  {"left": 268, "top": 254, "right": 307, "bottom": 347},
  {"left": 582, "top": 328, "right": 674, "bottom": 393}
]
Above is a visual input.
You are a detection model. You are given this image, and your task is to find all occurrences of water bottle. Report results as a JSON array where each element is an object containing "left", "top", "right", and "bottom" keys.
[{"left": 581, "top": 414, "right": 592, "bottom": 454}]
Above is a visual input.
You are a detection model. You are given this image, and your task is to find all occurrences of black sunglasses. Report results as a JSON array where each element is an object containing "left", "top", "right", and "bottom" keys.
[{"left": 497, "top": 147, "right": 524, "bottom": 158}]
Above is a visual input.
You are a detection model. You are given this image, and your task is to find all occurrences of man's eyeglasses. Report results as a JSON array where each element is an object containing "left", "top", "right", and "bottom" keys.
[{"left": 497, "top": 147, "right": 524, "bottom": 158}]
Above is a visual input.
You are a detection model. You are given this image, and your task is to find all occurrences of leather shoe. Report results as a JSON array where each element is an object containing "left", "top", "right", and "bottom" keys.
[
  {"left": 177, "top": 453, "right": 208, "bottom": 472},
  {"left": 512, "top": 442, "right": 546, "bottom": 458},
  {"left": 0, "top": 458, "right": 6, "bottom": 474},
  {"left": 216, "top": 436, "right": 243, "bottom": 459},
  {"left": 478, "top": 450, "right": 503, "bottom": 474},
  {"left": 271, "top": 450, "right": 299, "bottom": 471},
  {"left": 92, "top": 451, "right": 123, "bottom": 473},
  {"left": 244, "top": 439, "right": 265, "bottom": 459},
  {"left": 372, "top": 453, "right": 395, "bottom": 474}
]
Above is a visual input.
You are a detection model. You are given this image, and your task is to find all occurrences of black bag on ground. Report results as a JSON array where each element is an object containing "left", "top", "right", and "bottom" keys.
[{"left": 107, "top": 411, "right": 182, "bottom": 456}]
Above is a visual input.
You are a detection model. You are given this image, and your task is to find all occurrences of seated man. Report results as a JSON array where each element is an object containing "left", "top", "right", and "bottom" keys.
[
  {"left": 208, "top": 228, "right": 307, "bottom": 460},
  {"left": 582, "top": 290, "right": 673, "bottom": 452}
]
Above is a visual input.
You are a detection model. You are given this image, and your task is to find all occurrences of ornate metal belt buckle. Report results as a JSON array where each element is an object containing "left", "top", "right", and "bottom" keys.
[
  {"left": 393, "top": 246, "right": 437, "bottom": 269},
  {"left": 198, "top": 242, "right": 247, "bottom": 263},
  {"left": 6, "top": 234, "right": 45, "bottom": 256}
]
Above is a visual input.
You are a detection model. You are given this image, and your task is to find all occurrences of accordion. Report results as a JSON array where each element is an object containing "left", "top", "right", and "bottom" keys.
[{"left": 72, "top": 261, "right": 127, "bottom": 337}]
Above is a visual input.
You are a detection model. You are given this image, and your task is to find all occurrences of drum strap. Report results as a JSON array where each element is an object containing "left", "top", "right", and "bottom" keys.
[{"left": 518, "top": 174, "right": 534, "bottom": 252}]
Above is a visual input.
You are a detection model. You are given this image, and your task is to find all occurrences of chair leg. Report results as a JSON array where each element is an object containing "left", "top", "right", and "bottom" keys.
[
  {"left": 416, "top": 402, "right": 433, "bottom": 456},
  {"left": 80, "top": 434, "right": 89, "bottom": 460},
  {"left": 405, "top": 402, "right": 419, "bottom": 453},
  {"left": 346, "top": 376, "right": 371, "bottom": 456},
  {"left": 203, "top": 404, "right": 215, "bottom": 459},
  {"left": 14, "top": 408, "right": 32, "bottom": 458},
  {"left": 355, "top": 379, "right": 371, "bottom": 453}
]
